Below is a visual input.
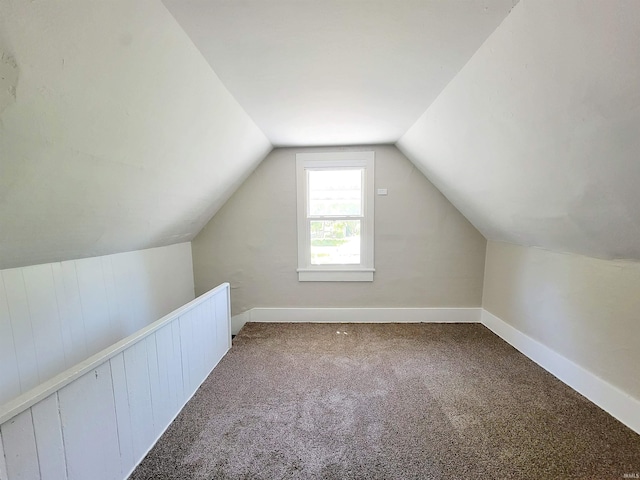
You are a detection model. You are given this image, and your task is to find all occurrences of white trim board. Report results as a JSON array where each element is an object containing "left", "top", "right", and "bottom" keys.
[
  {"left": 481, "top": 309, "right": 640, "bottom": 436},
  {"left": 231, "top": 307, "right": 481, "bottom": 334}
]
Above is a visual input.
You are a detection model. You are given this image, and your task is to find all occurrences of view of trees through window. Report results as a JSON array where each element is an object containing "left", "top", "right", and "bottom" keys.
[{"left": 308, "top": 169, "right": 362, "bottom": 265}]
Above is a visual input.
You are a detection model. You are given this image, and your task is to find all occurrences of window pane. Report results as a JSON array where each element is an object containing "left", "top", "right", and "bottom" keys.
[
  {"left": 308, "top": 169, "right": 362, "bottom": 216},
  {"left": 310, "top": 220, "right": 360, "bottom": 265}
]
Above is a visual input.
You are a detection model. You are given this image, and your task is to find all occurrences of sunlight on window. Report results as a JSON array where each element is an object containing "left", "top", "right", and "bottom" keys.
[
  {"left": 307, "top": 169, "right": 363, "bottom": 265},
  {"left": 310, "top": 220, "right": 361, "bottom": 265},
  {"left": 308, "top": 169, "right": 362, "bottom": 216}
]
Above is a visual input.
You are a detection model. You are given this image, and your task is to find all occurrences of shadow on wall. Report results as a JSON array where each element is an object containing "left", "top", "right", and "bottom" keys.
[
  {"left": 511, "top": 247, "right": 576, "bottom": 355},
  {"left": 485, "top": 241, "right": 640, "bottom": 401}
]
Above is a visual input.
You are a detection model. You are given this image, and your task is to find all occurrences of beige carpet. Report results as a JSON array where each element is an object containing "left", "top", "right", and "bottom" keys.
[{"left": 130, "top": 323, "right": 640, "bottom": 479}]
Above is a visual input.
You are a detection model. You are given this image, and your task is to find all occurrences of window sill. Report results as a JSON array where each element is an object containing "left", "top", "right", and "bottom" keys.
[{"left": 297, "top": 268, "right": 374, "bottom": 282}]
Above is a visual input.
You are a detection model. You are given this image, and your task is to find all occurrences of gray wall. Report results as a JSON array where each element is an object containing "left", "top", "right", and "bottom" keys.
[
  {"left": 483, "top": 241, "right": 640, "bottom": 400},
  {"left": 192, "top": 145, "right": 486, "bottom": 315}
]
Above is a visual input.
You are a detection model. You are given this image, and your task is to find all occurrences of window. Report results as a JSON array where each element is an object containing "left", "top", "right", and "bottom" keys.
[{"left": 296, "top": 151, "right": 374, "bottom": 281}]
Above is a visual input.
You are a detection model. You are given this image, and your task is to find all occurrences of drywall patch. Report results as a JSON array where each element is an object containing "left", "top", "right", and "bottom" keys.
[{"left": 0, "top": 50, "right": 18, "bottom": 114}]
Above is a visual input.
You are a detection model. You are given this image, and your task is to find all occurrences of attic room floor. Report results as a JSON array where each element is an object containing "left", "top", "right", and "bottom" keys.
[{"left": 130, "top": 323, "right": 640, "bottom": 479}]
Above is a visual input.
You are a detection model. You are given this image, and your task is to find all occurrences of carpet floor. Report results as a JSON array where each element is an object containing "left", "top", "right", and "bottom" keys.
[{"left": 130, "top": 323, "right": 640, "bottom": 479}]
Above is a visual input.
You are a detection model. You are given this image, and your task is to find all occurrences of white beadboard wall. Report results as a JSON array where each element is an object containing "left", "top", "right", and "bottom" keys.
[
  {"left": 0, "top": 243, "right": 195, "bottom": 406},
  {"left": 0, "top": 283, "right": 231, "bottom": 480}
]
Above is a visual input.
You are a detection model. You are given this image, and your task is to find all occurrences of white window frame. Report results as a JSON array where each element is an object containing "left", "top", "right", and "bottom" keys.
[{"left": 296, "top": 151, "right": 375, "bottom": 282}]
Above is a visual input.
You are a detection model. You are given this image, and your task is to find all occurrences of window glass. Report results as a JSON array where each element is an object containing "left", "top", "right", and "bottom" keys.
[
  {"left": 308, "top": 169, "right": 362, "bottom": 216},
  {"left": 310, "top": 220, "right": 361, "bottom": 265}
]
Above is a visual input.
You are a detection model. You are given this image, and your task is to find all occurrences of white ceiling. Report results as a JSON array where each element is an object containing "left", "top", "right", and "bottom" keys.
[{"left": 163, "top": 0, "right": 516, "bottom": 146}]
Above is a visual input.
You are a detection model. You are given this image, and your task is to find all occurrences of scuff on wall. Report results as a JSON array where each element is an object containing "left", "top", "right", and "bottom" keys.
[{"left": 0, "top": 50, "right": 18, "bottom": 114}]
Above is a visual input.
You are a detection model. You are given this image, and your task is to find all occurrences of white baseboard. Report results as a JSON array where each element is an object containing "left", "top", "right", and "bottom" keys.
[
  {"left": 232, "top": 307, "right": 481, "bottom": 334},
  {"left": 481, "top": 309, "right": 640, "bottom": 435},
  {"left": 231, "top": 310, "right": 253, "bottom": 335}
]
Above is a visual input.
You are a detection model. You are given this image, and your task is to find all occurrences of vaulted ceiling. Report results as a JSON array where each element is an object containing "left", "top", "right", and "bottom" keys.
[
  {"left": 398, "top": 0, "right": 640, "bottom": 260},
  {"left": 0, "top": 0, "right": 271, "bottom": 269},
  {"left": 1, "top": 0, "right": 639, "bottom": 269},
  {"left": 162, "top": 0, "right": 516, "bottom": 146}
]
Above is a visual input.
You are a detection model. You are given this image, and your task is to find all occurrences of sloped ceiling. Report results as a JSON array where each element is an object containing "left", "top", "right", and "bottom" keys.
[
  {"left": 398, "top": 0, "right": 640, "bottom": 260},
  {"left": 3, "top": 0, "right": 638, "bottom": 269},
  {"left": 162, "top": 0, "right": 516, "bottom": 146},
  {"left": 0, "top": 0, "right": 271, "bottom": 269}
]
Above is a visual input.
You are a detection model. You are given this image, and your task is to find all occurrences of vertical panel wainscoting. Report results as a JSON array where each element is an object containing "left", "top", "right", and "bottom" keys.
[
  {"left": 0, "top": 242, "right": 195, "bottom": 406},
  {"left": 0, "top": 283, "right": 231, "bottom": 480}
]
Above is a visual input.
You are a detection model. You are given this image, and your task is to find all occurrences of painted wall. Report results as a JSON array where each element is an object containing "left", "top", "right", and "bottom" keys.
[
  {"left": 398, "top": 0, "right": 640, "bottom": 261},
  {"left": 192, "top": 145, "right": 486, "bottom": 315},
  {"left": 0, "top": 0, "right": 271, "bottom": 269},
  {"left": 0, "top": 243, "right": 194, "bottom": 406},
  {"left": 483, "top": 241, "right": 640, "bottom": 401}
]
